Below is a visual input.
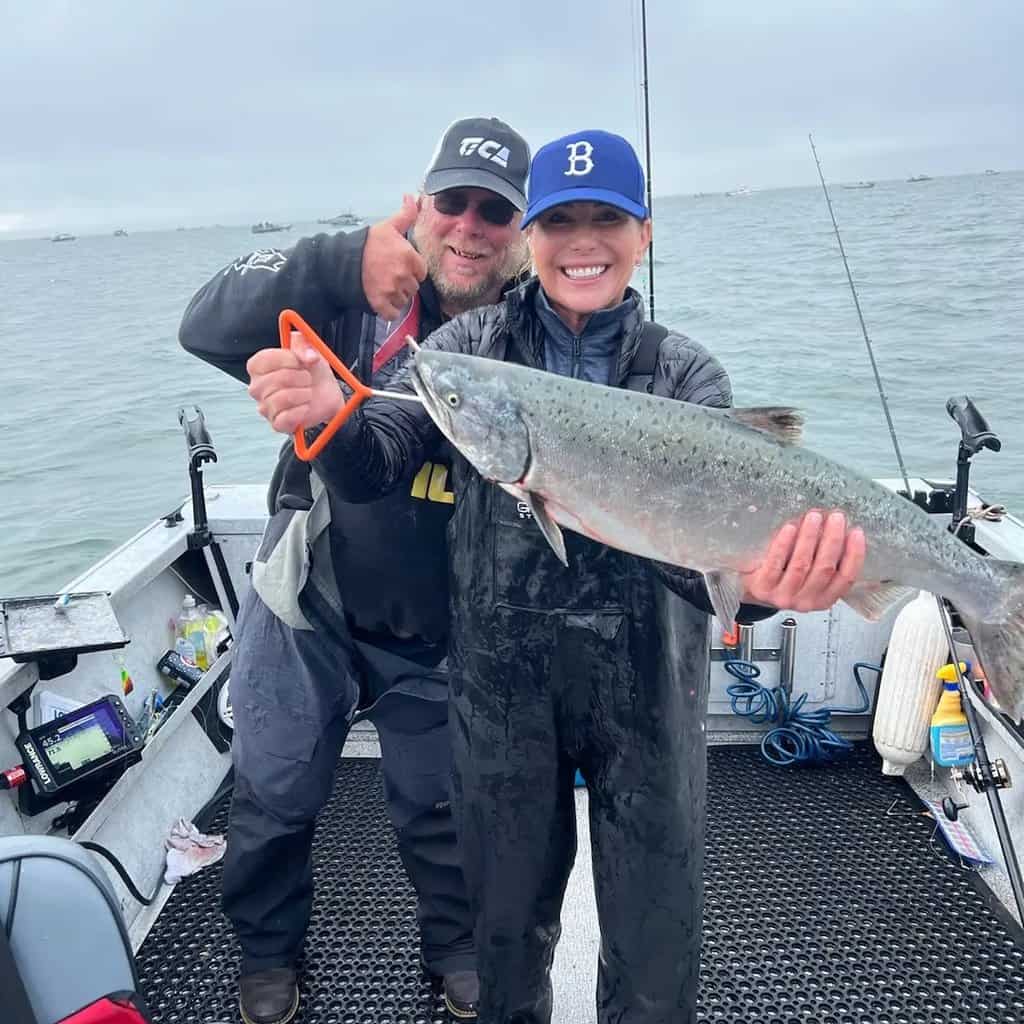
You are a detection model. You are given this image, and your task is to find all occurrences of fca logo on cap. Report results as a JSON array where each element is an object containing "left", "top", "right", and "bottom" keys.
[
  {"left": 564, "top": 141, "right": 594, "bottom": 176},
  {"left": 459, "top": 137, "right": 510, "bottom": 168}
]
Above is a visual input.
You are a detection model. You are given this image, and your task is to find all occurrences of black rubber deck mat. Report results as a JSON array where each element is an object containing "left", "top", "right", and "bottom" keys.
[{"left": 136, "top": 745, "right": 1024, "bottom": 1023}]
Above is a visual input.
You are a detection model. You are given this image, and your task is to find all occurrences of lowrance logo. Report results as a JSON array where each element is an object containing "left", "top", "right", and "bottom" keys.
[{"left": 23, "top": 742, "right": 52, "bottom": 787}]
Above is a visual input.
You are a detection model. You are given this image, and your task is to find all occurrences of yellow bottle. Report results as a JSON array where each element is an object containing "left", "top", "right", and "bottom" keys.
[
  {"left": 930, "top": 665, "right": 974, "bottom": 768},
  {"left": 184, "top": 602, "right": 210, "bottom": 672}
]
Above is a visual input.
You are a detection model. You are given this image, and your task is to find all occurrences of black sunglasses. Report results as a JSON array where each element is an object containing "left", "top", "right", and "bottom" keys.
[{"left": 433, "top": 190, "right": 518, "bottom": 226}]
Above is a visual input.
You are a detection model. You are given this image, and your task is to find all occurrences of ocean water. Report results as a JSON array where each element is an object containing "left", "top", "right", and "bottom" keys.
[{"left": 2, "top": 173, "right": 1022, "bottom": 597}]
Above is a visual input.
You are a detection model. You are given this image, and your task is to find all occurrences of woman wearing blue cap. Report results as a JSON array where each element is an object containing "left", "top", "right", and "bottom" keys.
[{"left": 250, "top": 130, "right": 865, "bottom": 1023}]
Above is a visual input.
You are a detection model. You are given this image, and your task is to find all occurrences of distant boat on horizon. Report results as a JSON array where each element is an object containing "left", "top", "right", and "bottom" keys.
[
  {"left": 50, "top": 233, "right": 75, "bottom": 242},
  {"left": 906, "top": 174, "right": 932, "bottom": 183},
  {"left": 252, "top": 221, "right": 292, "bottom": 234},
  {"left": 985, "top": 169, "right": 999, "bottom": 175},
  {"left": 841, "top": 181, "right": 875, "bottom": 190},
  {"left": 113, "top": 228, "right": 128, "bottom": 237},
  {"left": 725, "top": 186, "right": 756, "bottom": 197},
  {"left": 317, "top": 211, "right": 362, "bottom": 227}
]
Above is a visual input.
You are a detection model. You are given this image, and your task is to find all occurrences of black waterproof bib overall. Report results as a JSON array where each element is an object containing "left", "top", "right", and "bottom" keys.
[{"left": 447, "top": 473, "right": 711, "bottom": 1024}]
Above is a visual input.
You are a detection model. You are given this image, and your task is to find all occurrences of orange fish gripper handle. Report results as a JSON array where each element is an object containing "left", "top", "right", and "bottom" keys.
[{"left": 278, "top": 309, "right": 373, "bottom": 462}]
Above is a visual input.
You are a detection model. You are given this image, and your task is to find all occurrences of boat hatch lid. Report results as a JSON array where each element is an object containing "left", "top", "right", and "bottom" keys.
[{"left": 0, "top": 591, "right": 129, "bottom": 664}]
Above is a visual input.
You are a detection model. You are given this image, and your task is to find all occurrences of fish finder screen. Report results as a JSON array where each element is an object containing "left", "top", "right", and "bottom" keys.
[{"left": 40, "top": 702, "right": 126, "bottom": 779}]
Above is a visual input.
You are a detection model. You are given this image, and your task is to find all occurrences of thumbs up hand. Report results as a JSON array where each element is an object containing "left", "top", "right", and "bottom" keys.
[{"left": 361, "top": 194, "right": 428, "bottom": 320}]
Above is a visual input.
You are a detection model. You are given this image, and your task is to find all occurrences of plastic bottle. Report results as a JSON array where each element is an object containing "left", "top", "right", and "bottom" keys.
[
  {"left": 185, "top": 602, "right": 211, "bottom": 672},
  {"left": 175, "top": 595, "right": 196, "bottom": 637},
  {"left": 930, "top": 666, "right": 975, "bottom": 768},
  {"left": 174, "top": 595, "right": 199, "bottom": 668}
]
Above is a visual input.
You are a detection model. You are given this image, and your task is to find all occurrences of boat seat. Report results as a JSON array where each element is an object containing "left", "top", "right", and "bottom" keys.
[{"left": 0, "top": 835, "right": 149, "bottom": 1024}]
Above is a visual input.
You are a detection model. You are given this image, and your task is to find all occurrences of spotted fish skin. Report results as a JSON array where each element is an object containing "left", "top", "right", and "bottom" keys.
[{"left": 410, "top": 348, "right": 1024, "bottom": 722}]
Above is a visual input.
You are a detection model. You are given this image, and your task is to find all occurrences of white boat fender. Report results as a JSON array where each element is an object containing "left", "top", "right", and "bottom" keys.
[{"left": 872, "top": 591, "right": 949, "bottom": 775}]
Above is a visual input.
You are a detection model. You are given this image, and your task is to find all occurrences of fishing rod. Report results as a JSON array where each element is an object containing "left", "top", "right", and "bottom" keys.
[
  {"left": 808, "top": 134, "right": 911, "bottom": 497},
  {"left": 808, "top": 134, "right": 1024, "bottom": 921},
  {"left": 638, "top": 0, "right": 656, "bottom": 319}
]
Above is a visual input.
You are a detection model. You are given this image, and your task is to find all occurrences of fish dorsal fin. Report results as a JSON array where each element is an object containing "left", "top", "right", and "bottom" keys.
[
  {"left": 526, "top": 493, "right": 568, "bottom": 567},
  {"left": 703, "top": 570, "right": 745, "bottom": 627},
  {"left": 725, "top": 407, "right": 804, "bottom": 445}
]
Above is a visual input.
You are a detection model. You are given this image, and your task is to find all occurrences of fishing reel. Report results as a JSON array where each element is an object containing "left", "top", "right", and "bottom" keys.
[{"left": 941, "top": 758, "right": 1012, "bottom": 821}]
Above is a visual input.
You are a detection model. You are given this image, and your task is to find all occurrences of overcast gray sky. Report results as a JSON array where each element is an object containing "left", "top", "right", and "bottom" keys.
[{"left": 3, "top": 1, "right": 1021, "bottom": 236}]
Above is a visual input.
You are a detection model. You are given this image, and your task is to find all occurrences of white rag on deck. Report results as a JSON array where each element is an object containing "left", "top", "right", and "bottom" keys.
[{"left": 164, "top": 817, "right": 226, "bottom": 884}]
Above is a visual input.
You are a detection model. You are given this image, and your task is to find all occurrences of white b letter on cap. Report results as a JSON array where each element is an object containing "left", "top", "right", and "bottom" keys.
[{"left": 564, "top": 141, "right": 594, "bottom": 176}]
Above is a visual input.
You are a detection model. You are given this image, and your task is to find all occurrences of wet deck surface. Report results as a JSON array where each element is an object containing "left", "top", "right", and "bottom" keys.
[{"left": 137, "top": 745, "right": 1024, "bottom": 1023}]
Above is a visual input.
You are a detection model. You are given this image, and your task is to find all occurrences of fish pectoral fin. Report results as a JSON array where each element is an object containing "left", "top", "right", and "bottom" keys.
[
  {"left": 703, "top": 570, "right": 745, "bottom": 626},
  {"left": 842, "top": 581, "right": 918, "bottom": 621},
  {"left": 527, "top": 493, "right": 568, "bottom": 567},
  {"left": 726, "top": 407, "right": 804, "bottom": 445}
]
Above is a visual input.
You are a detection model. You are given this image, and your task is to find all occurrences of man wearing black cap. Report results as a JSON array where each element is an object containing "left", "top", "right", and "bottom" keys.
[{"left": 179, "top": 116, "right": 530, "bottom": 1024}]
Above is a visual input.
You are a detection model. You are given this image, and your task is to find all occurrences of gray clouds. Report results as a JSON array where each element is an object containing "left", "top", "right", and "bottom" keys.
[{"left": 3, "top": 1, "right": 1021, "bottom": 235}]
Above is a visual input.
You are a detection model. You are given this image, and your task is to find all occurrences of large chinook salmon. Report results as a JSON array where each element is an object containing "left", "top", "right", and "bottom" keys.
[{"left": 408, "top": 348, "right": 1024, "bottom": 722}]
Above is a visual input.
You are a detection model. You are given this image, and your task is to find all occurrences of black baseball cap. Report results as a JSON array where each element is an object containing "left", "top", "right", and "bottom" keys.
[{"left": 423, "top": 117, "right": 530, "bottom": 211}]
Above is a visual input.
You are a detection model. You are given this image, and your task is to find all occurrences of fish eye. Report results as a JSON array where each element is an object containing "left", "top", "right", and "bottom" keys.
[{"left": 446, "top": 392, "right": 460, "bottom": 408}]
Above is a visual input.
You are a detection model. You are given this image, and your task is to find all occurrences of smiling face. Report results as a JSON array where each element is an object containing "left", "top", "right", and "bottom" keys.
[
  {"left": 527, "top": 201, "right": 652, "bottom": 333},
  {"left": 413, "top": 187, "right": 528, "bottom": 316}
]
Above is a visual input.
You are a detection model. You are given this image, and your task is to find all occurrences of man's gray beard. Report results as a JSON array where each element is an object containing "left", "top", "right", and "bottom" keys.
[{"left": 415, "top": 227, "right": 530, "bottom": 316}]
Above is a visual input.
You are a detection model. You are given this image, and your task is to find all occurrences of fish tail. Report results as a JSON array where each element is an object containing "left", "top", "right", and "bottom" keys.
[{"left": 961, "top": 558, "right": 1024, "bottom": 723}]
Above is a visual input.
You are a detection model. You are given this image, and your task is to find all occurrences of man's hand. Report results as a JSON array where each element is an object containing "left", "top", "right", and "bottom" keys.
[
  {"left": 246, "top": 335, "right": 344, "bottom": 435},
  {"left": 362, "top": 195, "right": 428, "bottom": 320},
  {"left": 740, "top": 510, "right": 866, "bottom": 612}
]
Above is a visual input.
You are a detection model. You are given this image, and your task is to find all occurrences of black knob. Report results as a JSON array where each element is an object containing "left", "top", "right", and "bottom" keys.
[{"left": 941, "top": 796, "right": 967, "bottom": 821}]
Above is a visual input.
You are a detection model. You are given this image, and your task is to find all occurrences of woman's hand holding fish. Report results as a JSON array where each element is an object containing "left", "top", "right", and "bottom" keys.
[
  {"left": 740, "top": 510, "right": 866, "bottom": 613},
  {"left": 247, "top": 336, "right": 344, "bottom": 434}
]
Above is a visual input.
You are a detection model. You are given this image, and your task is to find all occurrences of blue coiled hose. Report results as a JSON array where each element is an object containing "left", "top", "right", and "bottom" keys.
[{"left": 725, "top": 659, "right": 882, "bottom": 766}]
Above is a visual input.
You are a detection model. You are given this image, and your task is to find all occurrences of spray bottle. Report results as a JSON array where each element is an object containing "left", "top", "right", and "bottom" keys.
[{"left": 930, "top": 662, "right": 975, "bottom": 768}]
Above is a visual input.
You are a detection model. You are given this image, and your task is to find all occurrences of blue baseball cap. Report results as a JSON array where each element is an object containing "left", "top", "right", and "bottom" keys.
[{"left": 521, "top": 130, "right": 648, "bottom": 229}]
